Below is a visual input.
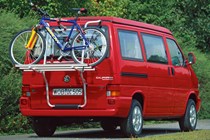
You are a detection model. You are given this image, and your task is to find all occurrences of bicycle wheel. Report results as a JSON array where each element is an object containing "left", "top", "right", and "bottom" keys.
[
  {"left": 71, "top": 27, "right": 108, "bottom": 67},
  {"left": 9, "top": 29, "right": 46, "bottom": 65}
]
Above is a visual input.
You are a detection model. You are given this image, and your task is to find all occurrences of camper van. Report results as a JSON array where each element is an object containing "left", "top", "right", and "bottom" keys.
[{"left": 19, "top": 17, "right": 201, "bottom": 137}]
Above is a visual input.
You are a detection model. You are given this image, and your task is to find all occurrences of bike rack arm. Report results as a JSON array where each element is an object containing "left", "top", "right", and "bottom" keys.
[
  {"left": 15, "top": 64, "right": 95, "bottom": 109},
  {"left": 42, "top": 72, "right": 55, "bottom": 108},
  {"left": 84, "top": 20, "right": 101, "bottom": 28}
]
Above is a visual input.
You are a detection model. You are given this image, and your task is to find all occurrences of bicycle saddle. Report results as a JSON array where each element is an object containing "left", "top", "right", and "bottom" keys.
[{"left": 72, "top": 8, "right": 87, "bottom": 14}]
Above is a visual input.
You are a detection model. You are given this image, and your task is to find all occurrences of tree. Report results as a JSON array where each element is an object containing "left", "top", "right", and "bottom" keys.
[{"left": 175, "top": 0, "right": 210, "bottom": 52}]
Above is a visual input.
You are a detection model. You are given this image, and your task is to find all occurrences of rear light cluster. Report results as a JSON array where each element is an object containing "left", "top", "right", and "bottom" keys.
[
  {"left": 20, "top": 85, "right": 30, "bottom": 106},
  {"left": 106, "top": 85, "right": 120, "bottom": 96},
  {"left": 20, "top": 98, "right": 28, "bottom": 105},
  {"left": 106, "top": 90, "right": 120, "bottom": 105},
  {"left": 106, "top": 91, "right": 120, "bottom": 97},
  {"left": 22, "top": 85, "right": 31, "bottom": 97}
]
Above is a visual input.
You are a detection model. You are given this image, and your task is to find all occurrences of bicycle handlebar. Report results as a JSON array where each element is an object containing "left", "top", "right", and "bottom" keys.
[
  {"left": 72, "top": 8, "right": 88, "bottom": 14},
  {"left": 29, "top": 0, "right": 50, "bottom": 17},
  {"left": 29, "top": 1, "right": 87, "bottom": 18}
]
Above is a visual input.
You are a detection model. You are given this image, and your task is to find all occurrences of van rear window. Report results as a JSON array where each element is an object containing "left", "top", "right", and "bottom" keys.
[
  {"left": 142, "top": 33, "right": 168, "bottom": 64},
  {"left": 118, "top": 30, "right": 143, "bottom": 61},
  {"left": 43, "top": 26, "right": 108, "bottom": 57}
]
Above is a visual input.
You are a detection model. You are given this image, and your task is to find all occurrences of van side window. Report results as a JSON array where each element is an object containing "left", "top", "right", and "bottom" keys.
[
  {"left": 118, "top": 30, "right": 143, "bottom": 60},
  {"left": 167, "top": 39, "right": 184, "bottom": 66},
  {"left": 142, "top": 34, "right": 168, "bottom": 64}
]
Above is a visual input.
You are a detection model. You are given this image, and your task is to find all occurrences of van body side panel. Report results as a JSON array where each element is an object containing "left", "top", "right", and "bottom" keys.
[
  {"left": 113, "top": 24, "right": 149, "bottom": 117},
  {"left": 145, "top": 63, "right": 173, "bottom": 116}
]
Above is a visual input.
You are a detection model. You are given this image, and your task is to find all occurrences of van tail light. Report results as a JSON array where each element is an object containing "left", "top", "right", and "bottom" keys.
[
  {"left": 106, "top": 91, "right": 120, "bottom": 97},
  {"left": 107, "top": 85, "right": 120, "bottom": 105},
  {"left": 106, "top": 85, "right": 120, "bottom": 97},
  {"left": 22, "top": 85, "right": 30, "bottom": 97},
  {"left": 106, "top": 91, "right": 119, "bottom": 105},
  {"left": 21, "top": 99, "right": 28, "bottom": 105},
  {"left": 108, "top": 99, "right": 115, "bottom": 105}
]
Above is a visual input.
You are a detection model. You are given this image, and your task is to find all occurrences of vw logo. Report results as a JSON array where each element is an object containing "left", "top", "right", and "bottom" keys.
[{"left": 64, "top": 75, "right": 70, "bottom": 83}]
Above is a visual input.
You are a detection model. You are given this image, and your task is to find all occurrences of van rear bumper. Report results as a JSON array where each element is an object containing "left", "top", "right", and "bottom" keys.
[
  {"left": 20, "top": 96, "right": 131, "bottom": 117},
  {"left": 21, "top": 109, "right": 120, "bottom": 117}
]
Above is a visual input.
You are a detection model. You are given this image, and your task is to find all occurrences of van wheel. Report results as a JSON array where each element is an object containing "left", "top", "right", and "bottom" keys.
[
  {"left": 120, "top": 99, "right": 143, "bottom": 137},
  {"left": 32, "top": 117, "right": 56, "bottom": 137},
  {"left": 101, "top": 120, "right": 118, "bottom": 131},
  {"left": 179, "top": 99, "right": 197, "bottom": 131}
]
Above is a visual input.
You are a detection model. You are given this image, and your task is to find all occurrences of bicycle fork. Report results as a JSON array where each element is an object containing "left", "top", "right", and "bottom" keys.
[{"left": 25, "top": 28, "right": 38, "bottom": 50}]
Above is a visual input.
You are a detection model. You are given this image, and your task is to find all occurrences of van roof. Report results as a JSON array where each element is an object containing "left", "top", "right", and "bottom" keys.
[
  {"left": 49, "top": 16, "right": 172, "bottom": 35},
  {"left": 77, "top": 16, "right": 172, "bottom": 35}
]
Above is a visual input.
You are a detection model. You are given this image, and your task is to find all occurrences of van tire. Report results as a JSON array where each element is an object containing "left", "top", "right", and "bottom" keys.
[
  {"left": 120, "top": 99, "right": 143, "bottom": 137},
  {"left": 101, "top": 120, "right": 118, "bottom": 131},
  {"left": 32, "top": 117, "right": 56, "bottom": 137},
  {"left": 179, "top": 99, "right": 197, "bottom": 131}
]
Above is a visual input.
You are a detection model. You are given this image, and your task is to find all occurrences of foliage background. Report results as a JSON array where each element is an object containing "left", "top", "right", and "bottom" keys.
[{"left": 0, "top": 0, "right": 209, "bottom": 134}]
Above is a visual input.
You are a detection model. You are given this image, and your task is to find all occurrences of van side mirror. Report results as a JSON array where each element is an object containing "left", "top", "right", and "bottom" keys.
[{"left": 188, "top": 52, "right": 196, "bottom": 65}]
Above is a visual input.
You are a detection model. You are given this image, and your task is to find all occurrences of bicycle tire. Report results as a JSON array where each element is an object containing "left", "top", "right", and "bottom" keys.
[
  {"left": 70, "top": 27, "right": 108, "bottom": 67},
  {"left": 9, "top": 29, "right": 46, "bottom": 65}
]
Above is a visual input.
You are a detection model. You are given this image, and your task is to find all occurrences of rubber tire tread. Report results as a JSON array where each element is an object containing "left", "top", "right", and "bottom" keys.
[
  {"left": 120, "top": 99, "right": 143, "bottom": 137},
  {"left": 179, "top": 99, "right": 197, "bottom": 131},
  {"left": 32, "top": 117, "right": 56, "bottom": 137}
]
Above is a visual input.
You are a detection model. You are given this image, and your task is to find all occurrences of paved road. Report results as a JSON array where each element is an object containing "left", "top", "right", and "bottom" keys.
[{"left": 0, "top": 120, "right": 209, "bottom": 140}]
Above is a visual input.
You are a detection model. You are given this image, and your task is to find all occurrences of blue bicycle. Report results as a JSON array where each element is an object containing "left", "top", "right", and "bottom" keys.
[{"left": 9, "top": 1, "right": 108, "bottom": 66}]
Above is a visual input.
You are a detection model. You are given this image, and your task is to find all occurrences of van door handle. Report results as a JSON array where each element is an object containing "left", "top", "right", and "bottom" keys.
[
  {"left": 171, "top": 67, "right": 175, "bottom": 75},
  {"left": 168, "top": 67, "right": 171, "bottom": 75}
]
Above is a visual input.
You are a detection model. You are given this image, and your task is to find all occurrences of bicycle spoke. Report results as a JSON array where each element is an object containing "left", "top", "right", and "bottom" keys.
[
  {"left": 71, "top": 27, "right": 107, "bottom": 66},
  {"left": 10, "top": 29, "right": 45, "bottom": 65},
  {"left": 16, "top": 39, "right": 26, "bottom": 47},
  {"left": 20, "top": 34, "right": 27, "bottom": 44},
  {"left": 25, "top": 32, "right": 29, "bottom": 44}
]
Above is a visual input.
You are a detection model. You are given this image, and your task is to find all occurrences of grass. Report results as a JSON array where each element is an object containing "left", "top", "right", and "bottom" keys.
[{"left": 137, "top": 130, "right": 210, "bottom": 140}]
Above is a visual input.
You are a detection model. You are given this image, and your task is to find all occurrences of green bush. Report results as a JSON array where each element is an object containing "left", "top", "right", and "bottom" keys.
[{"left": 0, "top": 11, "right": 36, "bottom": 134}]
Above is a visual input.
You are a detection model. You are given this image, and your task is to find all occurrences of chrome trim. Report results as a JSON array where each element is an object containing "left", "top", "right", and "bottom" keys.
[
  {"left": 84, "top": 20, "right": 101, "bottom": 28},
  {"left": 78, "top": 70, "right": 87, "bottom": 108},
  {"left": 42, "top": 72, "right": 55, "bottom": 108}
]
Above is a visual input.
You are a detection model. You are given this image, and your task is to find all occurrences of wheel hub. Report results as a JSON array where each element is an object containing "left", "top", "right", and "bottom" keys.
[
  {"left": 132, "top": 106, "right": 142, "bottom": 132},
  {"left": 189, "top": 105, "right": 197, "bottom": 127}
]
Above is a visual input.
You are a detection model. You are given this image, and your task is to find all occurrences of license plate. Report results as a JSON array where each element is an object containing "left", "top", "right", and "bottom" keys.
[{"left": 53, "top": 88, "right": 83, "bottom": 96}]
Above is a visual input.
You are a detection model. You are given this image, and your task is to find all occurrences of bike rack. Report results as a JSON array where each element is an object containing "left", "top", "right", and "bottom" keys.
[
  {"left": 16, "top": 63, "right": 95, "bottom": 109},
  {"left": 16, "top": 20, "right": 102, "bottom": 109}
]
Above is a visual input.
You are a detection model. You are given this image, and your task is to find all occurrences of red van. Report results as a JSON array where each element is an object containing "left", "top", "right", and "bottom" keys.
[{"left": 19, "top": 17, "right": 201, "bottom": 137}]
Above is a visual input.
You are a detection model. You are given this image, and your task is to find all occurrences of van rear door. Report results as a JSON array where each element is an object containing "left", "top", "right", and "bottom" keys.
[{"left": 22, "top": 70, "right": 86, "bottom": 109}]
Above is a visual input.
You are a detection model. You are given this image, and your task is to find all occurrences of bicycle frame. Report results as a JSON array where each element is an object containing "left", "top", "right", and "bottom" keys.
[{"left": 39, "top": 17, "right": 89, "bottom": 52}]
